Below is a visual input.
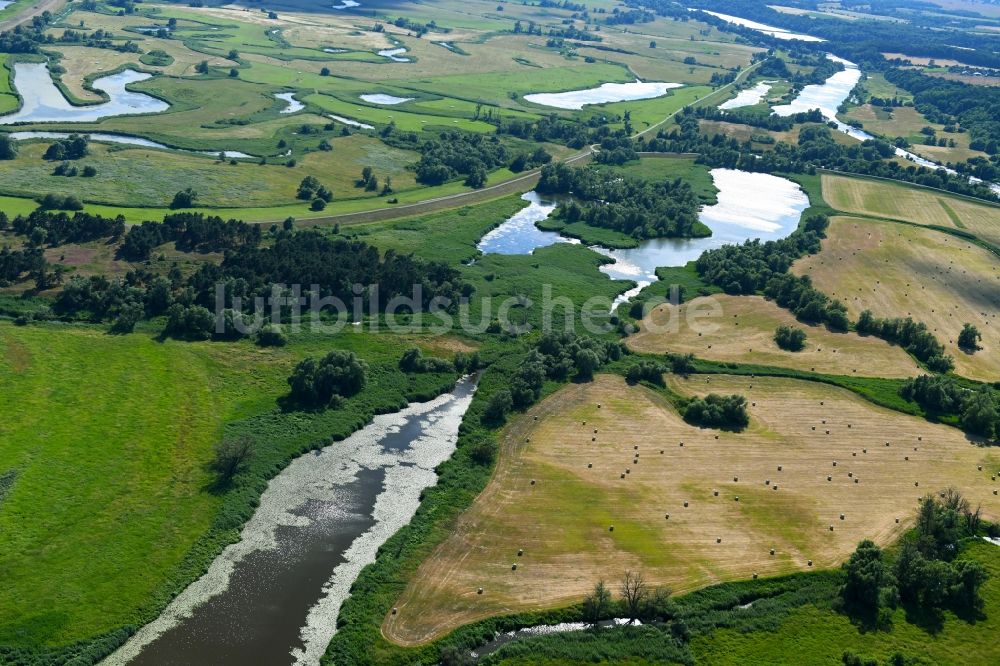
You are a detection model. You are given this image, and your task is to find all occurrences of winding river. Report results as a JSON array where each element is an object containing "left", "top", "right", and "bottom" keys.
[{"left": 103, "top": 378, "right": 477, "bottom": 666}]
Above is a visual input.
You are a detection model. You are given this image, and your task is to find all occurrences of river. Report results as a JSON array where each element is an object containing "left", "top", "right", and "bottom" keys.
[{"left": 102, "top": 378, "right": 477, "bottom": 666}]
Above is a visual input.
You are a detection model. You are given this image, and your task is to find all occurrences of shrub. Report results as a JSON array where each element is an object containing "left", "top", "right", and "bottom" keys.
[
  {"left": 287, "top": 350, "right": 368, "bottom": 408},
  {"left": 682, "top": 393, "right": 749, "bottom": 430},
  {"left": 774, "top": 325, "right": 807, "bottom": 352}
]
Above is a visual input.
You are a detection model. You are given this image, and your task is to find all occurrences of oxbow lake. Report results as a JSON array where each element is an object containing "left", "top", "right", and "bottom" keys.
[
  {"left": 276, "top": 92, "right": 304, "bottom": 114},
  {"left": 0, "top": 63, "right": 169, "bottom": 124},
  {"left": 719, "top": 81, "right": 775, "bottom": 110},
  {"left": 102, "top": 379, "right": 477, "bottom": 666},
  {"left": 478, "top": 169, "right": 809, "bottom": 308},
  {"left": 524, "top": 81, "right": 684, "bottom": 110},
  {"left": 359, "top": 93, "right": 414, "bottom": 105}
]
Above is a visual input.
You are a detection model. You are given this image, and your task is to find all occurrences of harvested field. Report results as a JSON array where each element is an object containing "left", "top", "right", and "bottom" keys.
[
  {"left": 627, "top": 294, "right": 922, "bottom": 378},
  {"left": 383, "top": 374, "right": 1000, "bottom": 646},
  {"left": 821, "top": 173, "right": 1000, "bottom": 248},
  {"left": 793, "top": 216, "right": 1000, "bottom": 381}
]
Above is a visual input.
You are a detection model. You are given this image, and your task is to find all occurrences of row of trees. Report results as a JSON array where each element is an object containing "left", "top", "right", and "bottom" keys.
[
  {"left": 118, "top": 212, "right": 262, "bottom": 261},
  {"left": 900, "top": 374, "right": 1000, "bottom": 440},
  {"left": 1, "top": 209, "right": 125, "bottom": 247},
  {"left": 413, "top": 131, "right": 510, "bottom": 187},
  {"left": 483, "top": 333, "right": 627, "bottom": 423},
  {"left": 857, "top": 311, "right": 953, "bottom": 373},
  {"left": 537, "top": 163, "right": 705, "bottom": 239}
]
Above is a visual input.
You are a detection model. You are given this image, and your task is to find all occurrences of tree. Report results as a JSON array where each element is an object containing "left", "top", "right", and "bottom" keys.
[
  {"left": 774, "top": 324, "right": 807, "bottom": 351},
  {"left": 195, "top": 60, "right": 209, "bottom": 74},
  {"left": 620, "top": 570, "right": 647, "bottom": 624},
  {"left": 287, "top": 350, "right": 368, "bottom": 408},
  {"left": 0, "top": 134, "right": 17, "bottom": 160},
  {"left": 211, "top": 437, "right": 253, "bottom": 482},
  {"left": 958, "top": 323, "right": 981, "bottom": 352},
  {"left": 170, "top": 188, "right": 198, "bottom": 209},
  {"left": 255, "top": 324, "right": 287, "bottom": 347},
  {"left": 582, "top": 579, "right": 611, "bottom": 627},
  {"left": 649, "top": 40, "right": 656, "bottom": 48},
  {"left": 310, "top": 198, "right": 326, "bottom": 211},
  {"left": 320, "top": 67, "right": 331, "bottom": 76},
  {"left": 482, "top": 389, "right": 513, "bottom": 424},
  {"left": 960, "top": 388, "right": 998, "bottom": 439},
  {"left": 841, "top": 540, "right": 895, "bottom": 617},
  {"left": 228, "top": 68, "right": 239, "bottom": 78}
]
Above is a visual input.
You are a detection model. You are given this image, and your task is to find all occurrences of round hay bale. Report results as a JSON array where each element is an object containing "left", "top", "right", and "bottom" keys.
[
  {"left": 588, "top": 463, "right": 593, "bottom": 468},
  {"left": 665, "top": 513, "right": 670, "bottom": 519},
  {"left": 621, "top": 473, "right": 626, "bottom": 479},
  {"left": 895, "top": 518, "right": 899, "bottom": 524},
  {"left": 854, "top": 478, "right": 859, "bottom": 484},
  {"left": 765, "top": 479, "right": 770, "bottom": 485},
  {"left": 609, "top": 525, "right": 614, "bottom": 531},
  {"left": 592, "top": 437, "right": 596, "bottom": 442},
  {"left": 915, "top": 481, "right": 919, "bottom": 487},
  {"left": 683, "top": 501, "right": 689, "bottom": 507},
  {"left": 830, "top": 525, "right": 834, "bottom": 531},
  {"left": 660, "top": 450, "right": 664, "bottom": 454},
  {"left": 716, "top": 537, "right": 722, "bottom": 543},
  {"left": 773, "top": 485, "right": 778, "bottom": 490},
  {"left": 679, "top": 442, "right": 684, "bottom": 447},
  {"left": 525, "top": 437, "right": 530, "bottom": 443},
  {"left": 530, "top": 479, "right": 536, "bottom": 485},
  {"left": 827, "top": 476, "right": 832, "bottom": 481},
  {"left": 518, "top": 549, "right": 523, "bottom": 556},
  {"left": 905, "top": 456, "right": 909, "bottom": 461},
  {"left": 478, "top": 587, "right": 484, "bottom": 594},
  {"left": 848, "top": 472, "right": 853, "bottom": 478},
  {"left": 735, "top": 496, "right": 740, "bottom": 501},
  {"left": 778, "top": 465, "right": 783, "bottom": 471},
  {"left": 512, "top": 563, "right": 517, "bottom": 571},
  {"left": 734, "top": 476, "right": 739, "bottom": 482},
  {"left": 840, "top": 514, "right": 845, "bottom": 520},
  {"left": 978, "top": 465, "right": 983, "bottom": 471},
  {"left": 392, "top": 607, "right": 398, "bottom": 615},
  {"left": 714, "top": 490, "right": 719, "bottom": 496},
  {"left": 807, "top": 560, "right": 813, "bottom": 567},
  {"left": 770, "top": 548, "right": 775, "bottom": 556},
  {"left": 753, "top": 573, "right": 758, "bottom": 579},
  {"left": 833, "top": 461, "right": 837, "bottom": 467},
  {"left": 852, "top": 452, "right": 856, "bottom": 457}
]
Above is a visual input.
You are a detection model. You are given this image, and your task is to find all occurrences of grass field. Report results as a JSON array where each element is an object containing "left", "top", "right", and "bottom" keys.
[
  {"left": 628, "top": 294, "right": 922, "bottom": 379},
  {"left": 0, "top": 54, "right": 17, "bottom": 115},
  {"left": 596, "top": 155, "right": 719, "bottom": 203},
  {"left": 0, "top": 137, "right": 419, "bottom": 208},
  {"left": 821, "top": 173, "right": 1000, "bottom": 248},
  {"left": 690, "top": 540, "right": 1000, "bottom": 665},
  {"left": 0, "top": 323, "right": 268, "bottom": 646},
  {"left": 383, "top": 374, "right": 1000, "bottom": 646},
  {"left": 793, "top": 216, "right": 1000, "bottom": 381},
  {"left": 841, "top": 104, "right": 987, "bottom": 164},
  {"left": 0, "top": 320, "right": 466, "bottom": 650}
]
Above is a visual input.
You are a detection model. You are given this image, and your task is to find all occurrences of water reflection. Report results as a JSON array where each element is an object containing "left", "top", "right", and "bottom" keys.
[
  {"left": 524, "top": 81, "right": 683, "bottom": 110},
  {"left": 0, "top": 63, "right": 169, "bottom": 124}
]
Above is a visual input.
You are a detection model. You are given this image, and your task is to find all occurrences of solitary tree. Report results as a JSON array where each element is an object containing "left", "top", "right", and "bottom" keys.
[
  {"left": 211, "top": 437, "right": 253, "bottom": 482},
  {"left": 0, "top": 134, "right": 17, "bottom": 160},
  {"left": 620, "top": 570, "right": 648, "bottom": 624},
  {"left": 958, "top": 323, "right": 981, "bottom": 352},
  {"left": 582, "top": 579, "right": 611, "bottom": 628}
]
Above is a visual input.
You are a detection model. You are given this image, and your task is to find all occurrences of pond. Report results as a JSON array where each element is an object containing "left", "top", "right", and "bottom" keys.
[
  {"left": 7, "top": 131, "right": 255, "bottom": 159},
  {"left": 719, "top": 81, "right": 774, "bottom": 110},
  {"left": 378, "top": 47, "right": 410, "bottom": 63},
  {"left": 332, "top": 0, "right": 360, "bottom": 8},
  {"left": 102, "top": 378, "right": 477, "bottom": 666},
  {"left": 276, "top": 92, "right": 304, "bottom": 114},
  {"left": 359, "top": 93, "right": 414, "bottom": 105},
  {"left": 696, "top": 9, "right": 825, "bottom": 41},
  {"left": 524, "top": 81, "right": 683, "bottom": 110},
  {"left": 478, "top": 170, "right": 809, "bottom": 308},
  {"left": 0, "top": 63, "right": 169, "bottom": 124}
]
